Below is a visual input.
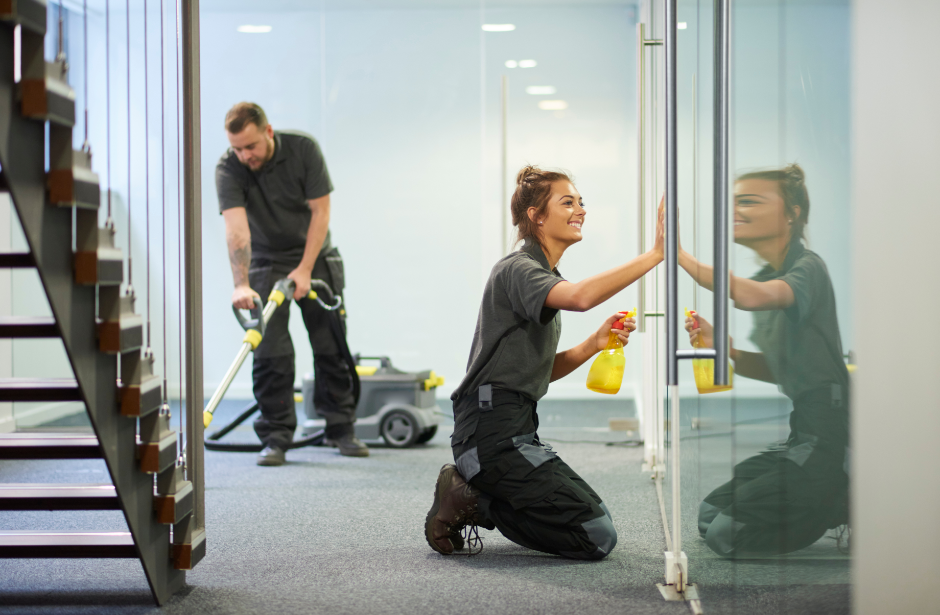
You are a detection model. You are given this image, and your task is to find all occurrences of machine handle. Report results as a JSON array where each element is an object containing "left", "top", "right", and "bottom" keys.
[
  {"left": 712, "top": 0, "right": 731, "bottom": 386},
  {"left": 232, "top": 296, "right": 264, "bottom": 335},
  {"left": 354, "top": 355, "right": 393, "bottom": 370}
]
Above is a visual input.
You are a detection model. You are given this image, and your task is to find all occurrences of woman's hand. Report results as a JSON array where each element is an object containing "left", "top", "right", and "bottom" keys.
[
  {"left": 651, "top": 194, "right": 666, "bottom": 259},
  {"left": 593, "top": 313, "right": 636, "bottom": 352},
  {"left": 685, "top": 310, "right": 713, "bottom": 348}
]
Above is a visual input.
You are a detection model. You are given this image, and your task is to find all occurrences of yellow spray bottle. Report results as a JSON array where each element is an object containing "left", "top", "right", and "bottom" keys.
[
  {"left": 685, "top": 308, "right": 734, "bottom": 394},
  {"left": 586, "top": 309, "right": 636, "bottom": 395}
]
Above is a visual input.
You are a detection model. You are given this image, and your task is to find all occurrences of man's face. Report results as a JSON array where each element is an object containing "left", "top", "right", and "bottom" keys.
[{"left": 227, "top": 122, "right": 274, "bottom": 171}]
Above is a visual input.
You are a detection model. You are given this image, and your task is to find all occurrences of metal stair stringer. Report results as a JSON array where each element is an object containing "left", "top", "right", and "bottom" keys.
[{"left": 0, "top": 25, "right": 185, "bottom": 605}]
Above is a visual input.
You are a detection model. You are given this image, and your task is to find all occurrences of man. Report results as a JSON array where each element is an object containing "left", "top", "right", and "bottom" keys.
[{"left": 216, "top": 102, "right": 368, "bottom": 465}]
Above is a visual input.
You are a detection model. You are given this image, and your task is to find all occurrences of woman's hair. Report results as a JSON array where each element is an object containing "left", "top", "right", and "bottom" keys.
[
  {"left": 511, "top": 165, "right": 574, "bottom": 246},
  {"left": 737, "top": 163, "right": 810, "bottom": 243}
]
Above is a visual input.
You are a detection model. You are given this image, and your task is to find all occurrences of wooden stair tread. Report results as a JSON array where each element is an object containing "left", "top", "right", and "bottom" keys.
[
  {"left": 0, "top": 253, "right": 34, "bottom": 268},
  {"left": 0, "top": 378, "right": 81, "bottom": 402},
  {"left": 0, "top": 531, "right": 137, "bottom": 558},
  {"left": 0, "top": 483, "right": 119, "bottom": 510},
  {"left": 0, "top": 433, "right": 101, "bottom": 459},
  {"left": 0, "top": 316, "right": 58, "bottom": 338}
]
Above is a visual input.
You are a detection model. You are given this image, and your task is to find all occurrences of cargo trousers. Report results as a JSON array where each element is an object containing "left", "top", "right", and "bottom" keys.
[
  {"left": 697, "top": 387, "right": 850, "bottom": 557},
  {"left": 451, "top": 387, "right": 617, "bottom": 560},
  {"left": 248, "top": 248, "right": 356, "bottom": 450}
]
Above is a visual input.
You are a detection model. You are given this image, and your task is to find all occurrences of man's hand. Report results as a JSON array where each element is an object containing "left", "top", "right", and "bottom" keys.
[
  {"left": 232, "top": 284, "right": 261, "bottom": 310},
  {"left": 287, "top": 267, "right": 312, "bottom": 301},
  {"left": 592, "top": 313, "right": 636, "bottom": 352}
]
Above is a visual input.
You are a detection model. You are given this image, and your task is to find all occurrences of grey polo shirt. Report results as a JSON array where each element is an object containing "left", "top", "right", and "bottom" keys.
[
  {"left": 749, "top": 240, "right": 849, "bottom": 401},
  {"left": 216, "top": 130, "right": 333, "bottom": 268},
  {"left": 452, "top": 238, "right": 565, "bottom": 402}
]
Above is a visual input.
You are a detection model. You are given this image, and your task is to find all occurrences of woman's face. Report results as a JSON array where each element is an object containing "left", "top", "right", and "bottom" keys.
[
  {"left": 535, "top": 181, "right": 585, "bottom": 247},
  {"left": 733, "top": 179, "right": 794, "bottom": 246}
]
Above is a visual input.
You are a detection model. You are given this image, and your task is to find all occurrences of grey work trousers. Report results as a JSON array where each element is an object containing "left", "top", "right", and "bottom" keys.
[
  {"left": 451, "top": 388, "right": 617, "bottom": 560},
  {"left": 248, "top": 250, "right": 356, "bottom": 450}
]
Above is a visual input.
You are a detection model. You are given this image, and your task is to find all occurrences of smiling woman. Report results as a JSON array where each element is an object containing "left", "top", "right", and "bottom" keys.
[{"left": 423, "top": 165, "right": 665, "bottom": 561}]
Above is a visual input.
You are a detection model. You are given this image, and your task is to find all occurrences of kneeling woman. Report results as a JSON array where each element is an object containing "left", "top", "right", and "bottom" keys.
[
  {"left": 682, "top": 164, "right": 849, "bottom": 557},
  {"left": 425, "top": 166, "right": 663, "bottom": 560}
]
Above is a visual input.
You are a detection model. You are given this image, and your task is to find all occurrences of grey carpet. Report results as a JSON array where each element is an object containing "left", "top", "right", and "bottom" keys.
[{"left": 0, "top": 399, "right": 850, "bottom": 614}]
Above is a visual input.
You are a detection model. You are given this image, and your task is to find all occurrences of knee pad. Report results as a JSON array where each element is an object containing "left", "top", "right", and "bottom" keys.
[
  {"left": 581, "top": 514, "right": 618, "bottom": 560},
  {"left": 704, "top": 512, "right": 742, "bottom": 557},
  {"left": 698, "top": 500, "right": 723, "bottom": 537}
]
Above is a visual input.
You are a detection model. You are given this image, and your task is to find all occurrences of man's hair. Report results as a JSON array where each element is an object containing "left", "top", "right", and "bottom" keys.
[{"left": 224, "top": 102, "right": 268, "bottom": 134}]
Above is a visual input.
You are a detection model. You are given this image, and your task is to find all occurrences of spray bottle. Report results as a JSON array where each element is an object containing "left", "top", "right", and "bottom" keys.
[
  {"left": 586, "top": 309, "right": 636, "bottom": 395},
  {"left": 685, "top": 308, "right": 734, "bottom": 394}
]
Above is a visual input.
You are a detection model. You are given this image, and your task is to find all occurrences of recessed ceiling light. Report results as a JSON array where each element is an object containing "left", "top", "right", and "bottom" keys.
[
  {"left": 237, "top": 25, "right": 272, "bottom": 33},
  {"left": 677, "top": 22, "right": 688, "bottom": 30},
  {"left": 482, "top": 24, "right": 516, "bottom": 32},
  {"left": 526, "top": 86, "right": 556, "bottom": 95},
  {"left": 538, "top": 100, "right": 568, "bottom": 111},
  {"left": 505, "top": 60, "right": 518, "bottom": 68},
  {"left": 518, "top": 59, "right": 537, "bottom": 68}
]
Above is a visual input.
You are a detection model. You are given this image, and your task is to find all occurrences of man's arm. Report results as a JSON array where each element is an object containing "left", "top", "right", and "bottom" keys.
[
  {"left": 287, "top": 194, "right": 331, "bottom": 300},
  {"left": 222, "top": 208, "right": 259, "bottom": 309}
]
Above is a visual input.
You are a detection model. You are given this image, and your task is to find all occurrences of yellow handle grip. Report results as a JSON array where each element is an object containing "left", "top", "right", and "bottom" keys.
[{"left": 203, "top": 410, "right": 214, "bottom": 428}]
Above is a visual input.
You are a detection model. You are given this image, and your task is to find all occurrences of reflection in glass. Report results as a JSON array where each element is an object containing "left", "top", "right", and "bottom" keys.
[{"left": 680, "top": 164, "right": 850, "bottom": 557}]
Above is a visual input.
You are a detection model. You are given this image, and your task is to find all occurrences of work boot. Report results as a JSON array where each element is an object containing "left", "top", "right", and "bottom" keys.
[
  {"left": 425, "top": 464, "right": 483, "bottom": 555},
  {"left": 325, "top": 424, "right": 369, "bottom": 457},
  {"left": 257, "top": 445, "right": 286, "bottom": 466}
]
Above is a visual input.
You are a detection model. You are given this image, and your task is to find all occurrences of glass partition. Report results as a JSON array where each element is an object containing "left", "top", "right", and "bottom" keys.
[{"left": 666, "top": 0, "right": 853, "bottom": 610}]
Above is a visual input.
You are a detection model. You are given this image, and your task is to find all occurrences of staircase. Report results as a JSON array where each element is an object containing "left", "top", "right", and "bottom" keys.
[{"left": 0, "top": 0, "right": 203, "bottom": 605}]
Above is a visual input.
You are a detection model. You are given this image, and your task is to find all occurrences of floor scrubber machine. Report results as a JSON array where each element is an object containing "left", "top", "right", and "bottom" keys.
[{"left": 203, "top": 278, "right": 443, "bottom": 451}]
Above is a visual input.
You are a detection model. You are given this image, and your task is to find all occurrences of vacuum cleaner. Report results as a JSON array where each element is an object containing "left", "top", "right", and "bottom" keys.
[{"left": 203, "top": 277, "right": 355, "bottom": 452}]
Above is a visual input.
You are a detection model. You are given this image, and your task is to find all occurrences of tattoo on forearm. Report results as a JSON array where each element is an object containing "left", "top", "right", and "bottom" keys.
[{"left": 229, "top": 244, "right": 250, "bottom": 286}]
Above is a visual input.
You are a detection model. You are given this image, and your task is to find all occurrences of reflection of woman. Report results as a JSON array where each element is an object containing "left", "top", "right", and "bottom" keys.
[
  {"left": 680, "top": 164, "right": 849, "bottom": 557},
  {"left": 424, "top": 166, "right": 664, "bottom": 559}
]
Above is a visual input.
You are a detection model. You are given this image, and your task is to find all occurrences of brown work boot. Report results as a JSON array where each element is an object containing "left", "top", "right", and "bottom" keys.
[
  {"left": 325, "top": 424, "right": 370, "bottom": 457},
  {"left": 425, "top": 464, "right": 482, "bottom": 555}
]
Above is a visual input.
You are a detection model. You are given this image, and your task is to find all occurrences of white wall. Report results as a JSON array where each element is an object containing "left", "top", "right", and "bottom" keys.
[
  {"left": 199, "top": 5, "right": 641, "bottom": 400},
  {"left": 852, "top": 0, "right": 940, "bottom": 612}
]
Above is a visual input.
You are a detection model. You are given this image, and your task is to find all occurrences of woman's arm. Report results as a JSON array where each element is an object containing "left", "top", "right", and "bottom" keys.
[
  {"left": 686, "top": 312, "right": 777, "bottom": 383},
  {"left": 550, "top": 314, "right": 635, "bottom": 382},
  {"left": 546, "top": 200, "right": 665, "bottom": 312},
  {"left": 678, "top": 249, "right": 794, "bottom": 311},
  {"left": 545, "top": 252, "right": 662, "bottom": 312},
  {"left": 730, "top": 348, "right": 777, "bottom": 383}
]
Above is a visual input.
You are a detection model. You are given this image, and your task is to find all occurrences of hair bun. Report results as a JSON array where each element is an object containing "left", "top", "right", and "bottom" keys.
[
  {"left": 516, "top": 165, "right": 541, "bottom": 186},
  {"left": 784, "top": 163, "right": 805, "bottom": 183}
]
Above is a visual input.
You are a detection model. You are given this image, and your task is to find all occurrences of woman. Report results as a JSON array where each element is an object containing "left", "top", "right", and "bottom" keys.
[
  {"left": 681, "top": 164, "right": 850, "bottom": 557},
  {"left": 424, "top": 166, "right": 664, "bottom": 560}
]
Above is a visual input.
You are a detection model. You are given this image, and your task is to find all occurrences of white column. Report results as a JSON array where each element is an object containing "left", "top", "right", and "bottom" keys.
[{"left": 852, "top": 1, "right": 940, "bottom": 613}]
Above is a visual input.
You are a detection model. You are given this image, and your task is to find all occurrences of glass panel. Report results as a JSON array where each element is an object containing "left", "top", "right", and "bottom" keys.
[{"left": 676, "top": 0, "right": 853, "bottom": 610}]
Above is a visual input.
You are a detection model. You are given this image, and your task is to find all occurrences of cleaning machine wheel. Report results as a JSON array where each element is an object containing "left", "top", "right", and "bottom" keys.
[
  {"left": 380, "top": 409, "right": 420, "bottom": 448},
  {"left": 415, "top": 425, "right": 438, "bottom": 444}
]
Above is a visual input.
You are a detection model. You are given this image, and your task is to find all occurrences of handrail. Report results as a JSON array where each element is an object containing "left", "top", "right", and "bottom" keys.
[
  {"left": 712, "top": 0, "right": 731, "bottom": 385},
  {"left": 636, "top": 23, "right": 661, "bottom": 334}
]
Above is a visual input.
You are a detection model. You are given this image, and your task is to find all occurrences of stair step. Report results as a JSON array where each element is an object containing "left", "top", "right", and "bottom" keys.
[
  {"left": 0, "top": 484, "right": 119, "bottom": 510},
  {"left": 138, "top": 432, "right": 178, "bottom": 474},
  {"left": 154, "top": 481, "right": 193, "bottom": 524},
  {"left": 0, "top": 253, "right": 34, "bottom": 268},
  {"left": 0, "top": 433, "right": 101, "bottom": 459},
  {"left": 21, "top": 63, "right": 76, "bottom": 127},
  {"left": 0, "top": 378, "right": 82, "bottom": 402},
  {"left": 0, "top": 0, "right": 47, "bottom": 34},
  {"left": 0, "top": 316, "right": 58, "bottom": 338},
  {"left": 0, "top": 531, "right": 137, "bottom": 558}
]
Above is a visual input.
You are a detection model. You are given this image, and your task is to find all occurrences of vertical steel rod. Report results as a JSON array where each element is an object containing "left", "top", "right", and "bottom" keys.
[
  {"left": 181, "top": 0, "right": 204, "bottom": 534},
  {"left": 665, "top": 0, "right": 678, "bottom": 387},
  {"left": 637, "top": 22, "right": 647, "bottom": 333},
  {"left": 713, "top": 0, "right": 730, "bottom": 385},
  {"left": 500, "top": 74, "right": 508, "bottom": 255}
]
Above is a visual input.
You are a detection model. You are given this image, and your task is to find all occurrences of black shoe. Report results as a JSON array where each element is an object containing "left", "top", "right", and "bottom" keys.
[
  {"left": 257, "top": 445, "right": 286, "bottom": 466},
  {"left": 325, "top": 424, "right": 370, "bottom": 457}
]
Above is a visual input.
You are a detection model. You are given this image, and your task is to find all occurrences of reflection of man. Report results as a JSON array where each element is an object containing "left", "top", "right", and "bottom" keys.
[{"left": 216, "top": 102, "right": 368, "bottom": 466}]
